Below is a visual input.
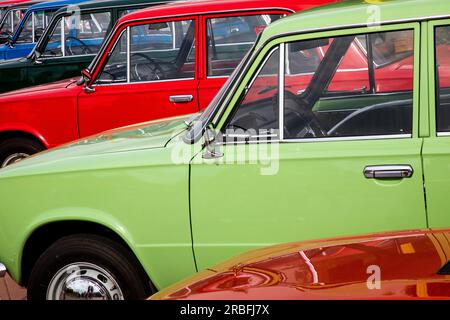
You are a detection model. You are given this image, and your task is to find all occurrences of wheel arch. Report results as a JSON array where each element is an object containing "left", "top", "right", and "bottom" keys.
[
  {"left": 20, "top": 219, "right": 155, "bottom": 294},
  {"left": 0, "top": 128, "right": 49, "bottom": 149}
]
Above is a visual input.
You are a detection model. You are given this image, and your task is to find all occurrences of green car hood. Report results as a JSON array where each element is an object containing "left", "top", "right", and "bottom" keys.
[{"left": 0, "top": 114, "right": 192, "bottom": 178}]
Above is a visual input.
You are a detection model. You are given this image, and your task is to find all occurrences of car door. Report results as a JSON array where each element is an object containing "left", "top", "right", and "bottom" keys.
[
  {"left": 27, "top": 10, "right": 112, "bottom": 87},
  {"left": 422, "top": 19, "right": 450, "bottom": 228},
  {"left": 190, "top": 23, "right": 427, "bottom": 269},
  {"left": 198, "top": 11, "right": 288, "bottom": 110},
  {"left": 77, "top": 16, "right": 200, "bottom": 137}
]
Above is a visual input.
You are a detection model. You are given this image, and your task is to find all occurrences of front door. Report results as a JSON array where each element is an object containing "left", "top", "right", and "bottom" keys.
[
  {"left": 78, "top": 17, "right": 199, "bottom": 137},
  {"left": 190, "top": 24, "right": 427, "bottom": 269}
]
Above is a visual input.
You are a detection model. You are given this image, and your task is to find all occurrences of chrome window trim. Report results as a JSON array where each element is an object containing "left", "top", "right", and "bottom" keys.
[
  {"left": 278, "top": 43, "right": 285, "bottom": 140},
  {"left": 31, "top": 12, "right": 35, "bottom": 43},
  {"left": 437, "top": 132, "right": 450, "bottom": 137},
  {"left": 41, "top": 53, "right": 97, "bottom": 60},
  {"left": 126, "top": 26, "right": 130, "bottom": 83},
  {"left": 61, "top": 17, "right": 65, "bottom": 57},
  {"left": 93, "top": 77, "right": 195, "bottom": 87},
  {"left": 206, "top": 75, "right": 229, "bottom": 79},
  {"left": 219, "top": 134, "right": 412, "bottom": 146}
]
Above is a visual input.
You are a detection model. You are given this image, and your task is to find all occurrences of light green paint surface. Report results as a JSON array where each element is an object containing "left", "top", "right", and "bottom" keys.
[{"left": 0, "top": 0, "right": 448, "bottom": 291}]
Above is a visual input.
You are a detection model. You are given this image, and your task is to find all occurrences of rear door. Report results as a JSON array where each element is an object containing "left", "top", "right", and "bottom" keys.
[
  {"left": 77, "top": 16, "right": 200, "bottom": 137},
  {"left": 422, "top": 19, "right": 450, "bottom": 228},
  {"left": 197, "top": 11, "right": 288, "bottom": 110}
]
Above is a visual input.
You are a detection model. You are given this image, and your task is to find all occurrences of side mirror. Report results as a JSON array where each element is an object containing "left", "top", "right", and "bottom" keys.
[
  {"left": 202, "top": 126, "right": 223, "bottom": 160},
  {"left": 80, "top": 69, "right": 95, "bottom": 93}
]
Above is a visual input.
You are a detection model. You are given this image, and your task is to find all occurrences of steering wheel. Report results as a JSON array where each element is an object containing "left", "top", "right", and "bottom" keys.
[
  {"left": 130, "top": 52, "right": 165, "bottom": 81},
  {"left": 34, "top": 27, "right": 45, "bottom": 40},
  {"left": 274, "top": 90, "right": 326, "bottom": 138},
  {"left": 66, "top": 36, "right": 93, "bottom": 55}
]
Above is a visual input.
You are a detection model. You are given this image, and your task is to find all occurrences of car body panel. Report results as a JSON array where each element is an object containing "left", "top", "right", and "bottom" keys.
[{"left": 150, "top": 229, "right": 450, "bottom": 300}]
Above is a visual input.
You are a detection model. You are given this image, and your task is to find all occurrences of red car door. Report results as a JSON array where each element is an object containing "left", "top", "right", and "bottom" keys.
[
  {"left": 77, "top": 16, "right": 200, "bottom": 137},
  {"left": 197, "top": 11, "right": 290, "bottom": 110}
]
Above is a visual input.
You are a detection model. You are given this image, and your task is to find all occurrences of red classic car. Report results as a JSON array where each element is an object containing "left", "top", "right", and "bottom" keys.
[
  {"left": 150, "top": 229, "right": 450, "bottom": 300},
  {"left": 0, "top": 0, "right": 337, "bottom": 167}
]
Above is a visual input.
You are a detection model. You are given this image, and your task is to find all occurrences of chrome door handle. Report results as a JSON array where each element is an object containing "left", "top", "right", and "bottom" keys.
[
  {"left": 169, "top": 95, "right": 193, "bottom": 103},
  {"left": 363, "top": 165, "right": 413, "bottom": 179}
]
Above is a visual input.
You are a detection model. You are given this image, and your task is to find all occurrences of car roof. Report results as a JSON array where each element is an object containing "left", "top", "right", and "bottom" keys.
[
  {"left": 0, "top": 0, "right": 30, "bottom": 6},
  {"left": 65, "top": 0, "right": 171, "bottom": 12},
  {"left": 1, "top": 0, "right": 40, "bottom": 10},
  {"left": 258, "top": 0, "right": 450, "bottom": 47},
  {"left": 28, "top": 0, "right": 89, "bottom": 10},
  {"left": 117, "top": 0, "right": 333, "bottom": 25}
]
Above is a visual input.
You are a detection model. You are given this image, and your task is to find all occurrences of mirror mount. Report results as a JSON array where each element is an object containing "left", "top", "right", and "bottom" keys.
[
  {"left": 202, "top": 126, "right": 223, "bottom": 160},
  {"left": 7, "top": 36, "right": 14, "bottom": 49},
  {"left": 79, "top": 69, "right": 95, "bottom": 93}
]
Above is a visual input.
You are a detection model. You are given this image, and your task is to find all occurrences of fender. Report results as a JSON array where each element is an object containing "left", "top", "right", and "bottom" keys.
[{"left": 0, "top": 124, "right": 51, "bottom": 148}]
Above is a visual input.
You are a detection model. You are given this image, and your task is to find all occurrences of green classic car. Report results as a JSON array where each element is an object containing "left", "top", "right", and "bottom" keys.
[{"left": 0, "top": 0, "right": 449, "bottom": 300}]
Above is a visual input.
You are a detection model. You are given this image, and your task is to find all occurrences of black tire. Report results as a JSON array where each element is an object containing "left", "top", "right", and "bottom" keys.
[
  {"left": 27, "top": 234, "right": 152, "bottom": 300},
  {"left": 0, "top": 138, "right": 44, "bottom": 167}
]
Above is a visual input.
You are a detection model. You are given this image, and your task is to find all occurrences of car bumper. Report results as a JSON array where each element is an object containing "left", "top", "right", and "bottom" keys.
[{"left": 0, "top": 263, "right": 6, "bottom": 277}]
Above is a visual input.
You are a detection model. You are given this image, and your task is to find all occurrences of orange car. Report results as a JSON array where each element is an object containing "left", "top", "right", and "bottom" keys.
[{"left": 151, "top": 229, "right": 450, "bottom": 300}]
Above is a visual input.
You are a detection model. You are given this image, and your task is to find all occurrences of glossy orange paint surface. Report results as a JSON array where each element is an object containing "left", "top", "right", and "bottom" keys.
[{"left": 151, "top": 229, "right": 450, "bottom": 300}]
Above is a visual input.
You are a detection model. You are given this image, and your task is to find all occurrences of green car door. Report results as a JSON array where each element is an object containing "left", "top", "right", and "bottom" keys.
[
  {"left": 422, "top": 19, "right": 450, "bottom": 229},
  {"left": 190, "top": 23, "right": 428, "bottom": 269}
]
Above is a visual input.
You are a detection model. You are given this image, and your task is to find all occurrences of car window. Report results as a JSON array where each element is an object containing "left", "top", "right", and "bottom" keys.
[
  {"left": 129, "top": 19, "right": 195, "bottom": 82},
  {"left": 97, "top": 29, "right": 127, "bottom": 83},
  {"left": 225, "top": 47, "right": 279, "bottom": 141},
  {"left": 16, "top": 10, "right": 54, "bottom": 43},
  {"left": 98, "top": 19, "right": 196, "bottom": 84},
  {"left": 43, "top": 11, "right": 112, "bottom": 57},
  {"left": 0, "top": 8, "right": 25, "bottom": 36},
  {"left": 356, "top": 30, "right": 414, "bottom": 67},
  {"left": 226, "top": 29, "right": 414, "bottom": 141},
  {"left": 207, "top": 14, "right": 283, "bottom": 77},
  {"left": 435, "top": 25, "right": 450, "bottom": 133}
]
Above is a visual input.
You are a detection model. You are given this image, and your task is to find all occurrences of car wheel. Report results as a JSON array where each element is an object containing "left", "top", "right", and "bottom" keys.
[
  {"left": 0, "top": 138, "right": 44, "bottom": 168},
  {"left": 27, "top": 234, "right": 151, "bottom": 300}
]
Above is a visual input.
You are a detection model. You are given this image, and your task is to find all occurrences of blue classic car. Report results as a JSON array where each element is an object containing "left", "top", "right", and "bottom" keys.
[{"left": 0, "top": 0, "right": 93, "bottom": 60}]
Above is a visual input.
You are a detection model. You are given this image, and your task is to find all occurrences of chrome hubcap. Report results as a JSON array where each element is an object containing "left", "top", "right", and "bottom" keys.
[
  {"left": 1, "top": 153, "right": 29, "bottom": 168},
  {"left": 46, "top": 262, "right": 124, "bottom": 300}
]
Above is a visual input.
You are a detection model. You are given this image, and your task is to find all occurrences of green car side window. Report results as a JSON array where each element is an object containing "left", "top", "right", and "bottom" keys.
[
  {"left": 435, "top": 25, "right": 450, "bottom": 133},
  {"left": 284, "top": 30, "right": 414, "bottom": 139},
  {"left": 226, "top": 29, "right": 415, "bottom": 142}
]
